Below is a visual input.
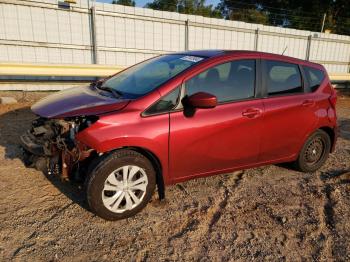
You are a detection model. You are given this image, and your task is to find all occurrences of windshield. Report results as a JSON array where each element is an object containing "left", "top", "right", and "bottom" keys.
[{"left": 101, "top": 54, "right": 205, "bottom": 98}]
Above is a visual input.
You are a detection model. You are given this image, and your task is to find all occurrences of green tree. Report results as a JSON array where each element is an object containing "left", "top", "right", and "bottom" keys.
[
  {"left": 178, "top": 0, "right": 221, "bottom": 18},
  {"left": 145, "top": 0, "right": 178, "bottom": 12},
  {"left": 230, "top": 8, "right": 269, "bottom": 25},
  {"left": 145, "top": 0, "right": 222, "bottom": 18},
  {"left": 112, "top": 0, "right": 135, "bottom": 7},
  {"left": 217, "top": 0, "right": 350, "bottom": 35}
]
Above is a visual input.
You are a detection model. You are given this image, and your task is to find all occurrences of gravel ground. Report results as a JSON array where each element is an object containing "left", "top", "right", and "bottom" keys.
[{"left": 0, "top": 91, "right": 349, "bottom": 261}]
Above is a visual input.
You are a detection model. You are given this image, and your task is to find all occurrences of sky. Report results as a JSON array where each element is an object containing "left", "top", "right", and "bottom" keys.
[{"left": 96, "top": 0, "right": 220, "bottom": 8}]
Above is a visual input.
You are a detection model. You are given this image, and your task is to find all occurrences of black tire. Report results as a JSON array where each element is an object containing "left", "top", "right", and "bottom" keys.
[
  {"left": 294, "top": 129, "right": 331, "bottom": 172},
  {"left": 86, "top": 149, "right": 156, "bottom": 220}
]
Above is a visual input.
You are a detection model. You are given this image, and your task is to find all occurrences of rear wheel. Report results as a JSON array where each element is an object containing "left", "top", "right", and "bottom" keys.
[
  {"left": 86, "top": 149, "right": 156, "bottom": 220},
  {"left": 294, "top": 129, "right": 331, "bottom": 172}
]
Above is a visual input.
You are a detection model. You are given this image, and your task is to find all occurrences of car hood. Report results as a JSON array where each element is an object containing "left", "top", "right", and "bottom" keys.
[{"left": 31, "top": 85, "right": 130, "bottom": 118}]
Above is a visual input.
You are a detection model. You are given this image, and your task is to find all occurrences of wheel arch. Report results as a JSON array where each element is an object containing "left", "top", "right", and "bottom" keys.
[
  {"left": 318, "top": 126, "right": 336, "bottom": 153},
  {"left": 125, "top": 146, "right": 165, "bottom": 200},
  {"left": 297, "top": 125, "right": 336, "bottom": 159},
  {"left": 100, "top": 146, "right": 166, "bottom": 200}
]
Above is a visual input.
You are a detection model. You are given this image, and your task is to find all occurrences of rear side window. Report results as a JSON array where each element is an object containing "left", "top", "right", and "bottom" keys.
[
  {"left": 264, "top": 60, "right": 303, "bottom": 96},
  {"left": 304, "top": 66, "right": 325, "bottom": 92}
]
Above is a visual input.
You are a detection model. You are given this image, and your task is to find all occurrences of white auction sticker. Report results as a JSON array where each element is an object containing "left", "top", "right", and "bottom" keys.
[{"left": 180, "top": 56, "right": 204, "bottom": 63}]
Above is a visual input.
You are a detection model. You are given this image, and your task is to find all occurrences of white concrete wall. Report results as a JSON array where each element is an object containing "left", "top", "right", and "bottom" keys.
[
  {"left": 0, "top": 0, "right": 349, "bottom": 73},
  {"left": 0, "top": 0, "right": 92, "bottom": 64}
]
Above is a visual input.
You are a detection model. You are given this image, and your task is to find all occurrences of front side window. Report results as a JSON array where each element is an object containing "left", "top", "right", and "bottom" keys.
[
  {"left": 144, "top": 87, "right": 180, "bottom": 115},
  {"left": 304, "top": 66, "right": 325, "bottom": 92},
  {"left": 265, "top": 60, "right": 302, "bottom": 96},
  {"left": 101, "top": 54, "right": 205, "bottom": 98},
  {"left": 185, "top": 60, "right": 256, "bottom": 103}
]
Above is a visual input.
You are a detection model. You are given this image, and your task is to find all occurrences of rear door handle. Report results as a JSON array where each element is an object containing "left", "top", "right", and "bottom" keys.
[
  {"left": 242, "top": 108, "right": 262, "bottom": 118},
  {"left": 302, "top": 100, "right": 315, "bottom": 107}
]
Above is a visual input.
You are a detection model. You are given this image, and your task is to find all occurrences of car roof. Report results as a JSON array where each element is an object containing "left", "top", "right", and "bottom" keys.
[
  {"left": 173, "top": 49, "right": 323, "bottom": 69},
  {"left": 174, "top": 49, "right": 226, "bottom": 57}
]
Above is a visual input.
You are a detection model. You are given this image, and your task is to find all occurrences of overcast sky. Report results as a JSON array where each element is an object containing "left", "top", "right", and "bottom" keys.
[{"left": 96, "top": 0, "right": 220, "bottom": 8}]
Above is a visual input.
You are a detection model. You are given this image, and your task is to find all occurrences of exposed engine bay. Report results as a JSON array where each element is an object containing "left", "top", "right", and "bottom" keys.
[{"left": 20, "top": 116, "right": 98, "bottom": 180}]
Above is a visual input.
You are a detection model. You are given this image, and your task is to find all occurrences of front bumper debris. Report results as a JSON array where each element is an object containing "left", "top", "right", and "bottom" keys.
[{"left": 21, "top": 117, "right": 96, "bottom": 181}]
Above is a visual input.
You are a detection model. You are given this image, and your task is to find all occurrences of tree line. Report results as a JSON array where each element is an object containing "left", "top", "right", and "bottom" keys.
[{"left": 111, "top": 0, "right": 350, "bottom": 35}]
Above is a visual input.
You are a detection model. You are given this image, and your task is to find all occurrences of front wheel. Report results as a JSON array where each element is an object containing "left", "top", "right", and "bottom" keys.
[
  {"left": 86, "top": 149, "right": 156, "bottom": 220},
  {"left": 294, "top": 129, "right": 331, "bottom": 172}
]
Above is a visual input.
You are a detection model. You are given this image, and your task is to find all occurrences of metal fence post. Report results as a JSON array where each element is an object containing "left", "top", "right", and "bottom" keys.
[
  {"left": 185, "top": 19, "right": 189, "bottom": 51},
  {"left": 305, "top": 35, "right": 312, "bottom": 61},
  {"left": 90, "top": 6, "right": 98, "bottom": 64},
  {"left": 254, "top": 29, "right": 259, "bottom": 51}
]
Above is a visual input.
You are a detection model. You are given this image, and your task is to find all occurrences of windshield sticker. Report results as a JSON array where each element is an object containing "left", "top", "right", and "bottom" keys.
[{"left": 180, "top": 56, "right": 204, "bottom": 63}]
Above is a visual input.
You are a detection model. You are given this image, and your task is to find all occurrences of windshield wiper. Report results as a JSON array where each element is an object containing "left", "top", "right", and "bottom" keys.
[
  {"left": 90, "top": 79, "right": 104, "bottom": 88},
  {"left": 96, "top": 85, "right": 123, "bottom": 99}
]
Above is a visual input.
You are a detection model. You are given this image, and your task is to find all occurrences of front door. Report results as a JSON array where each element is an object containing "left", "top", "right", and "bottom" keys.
[{"left": 169, "top": 59, "right": 264, "bottom": 182}]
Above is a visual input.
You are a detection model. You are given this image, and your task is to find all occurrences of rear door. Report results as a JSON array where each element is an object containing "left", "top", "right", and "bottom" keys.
[
  {"left": 169, "top": 58, "right": 264, "bottom": 182},
  {"left": 259, "top": 59, "right": 318, "bottom": 162}
]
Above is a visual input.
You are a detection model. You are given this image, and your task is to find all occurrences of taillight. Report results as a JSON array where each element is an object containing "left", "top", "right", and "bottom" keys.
[{"left": 329, "top": 88, "right": 337, "bottom": 108}]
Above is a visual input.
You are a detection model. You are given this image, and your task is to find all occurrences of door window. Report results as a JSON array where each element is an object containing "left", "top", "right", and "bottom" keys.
[
  {"left": 185, "top": 60, "right": 256, "bottom": 103},
  {"left": 264, "top": 61, "right": 303, "bottom": 96},
  {"left": 303, "top": 66, "right": 325, "bottom": 92},
  {"left": 144, "top": 87, "right": 180, "bottom": 115}
]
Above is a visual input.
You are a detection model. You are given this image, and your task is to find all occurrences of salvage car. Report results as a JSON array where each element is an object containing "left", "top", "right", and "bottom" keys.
[{"left": 21, "top": 50, "right": 338, "bottom": 220}]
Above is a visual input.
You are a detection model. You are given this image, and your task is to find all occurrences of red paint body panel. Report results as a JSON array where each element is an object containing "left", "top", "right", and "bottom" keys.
[
  {"left": 75, "top": 90, "right": 173, "bottom": 184},
  {"left": 33, "top": 50, "right": 337, "bottom": 187},
  {"left": 169, "top": 100, "right": 263, "bottom": 183},
  {"left": 32, "top": 85, "right": 129, "bottom": 118},
  {"left": 259, "top": 93, "right": 318, "bottom": 162}
]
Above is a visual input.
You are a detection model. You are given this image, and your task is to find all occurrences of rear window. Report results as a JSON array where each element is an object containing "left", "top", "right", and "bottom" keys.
[
  {"left": 264, "top": 60, "right": 303, "bottom": 96},
  {"left": 303, "top": 66, "right": 325, "bottom": 92}
]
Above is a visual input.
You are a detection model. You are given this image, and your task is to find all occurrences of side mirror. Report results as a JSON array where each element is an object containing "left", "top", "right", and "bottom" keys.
[{"left": 186, "top": 92, "right": 217, "bottom": 109}]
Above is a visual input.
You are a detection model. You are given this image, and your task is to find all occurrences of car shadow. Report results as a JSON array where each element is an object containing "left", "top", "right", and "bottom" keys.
[
  {"left": 339, "top": 118, "right": 350, "bottom": 141},
  {"left": 0, "top": 106, "right": 89, "bottom": 211},
  {"left": 320, "top": 169, "right": 350, "bottom": 185}
]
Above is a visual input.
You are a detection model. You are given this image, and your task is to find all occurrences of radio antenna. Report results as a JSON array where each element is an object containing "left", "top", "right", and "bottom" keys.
[{"left": 282, "top": 46, "right": 288, "bottom": 55}]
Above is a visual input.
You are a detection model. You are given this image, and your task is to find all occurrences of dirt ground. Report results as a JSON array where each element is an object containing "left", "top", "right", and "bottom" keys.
[{"left": 0, "top": 90, "right": 349, "bottom": 262}]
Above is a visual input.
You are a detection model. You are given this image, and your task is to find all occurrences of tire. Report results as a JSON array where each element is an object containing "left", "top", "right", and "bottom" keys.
[
  {"left": 86, "top": 149, "right": 156, "bottom": 220},
  {"left": 294, "top": 129, "right": 331, "bottom": 172}
]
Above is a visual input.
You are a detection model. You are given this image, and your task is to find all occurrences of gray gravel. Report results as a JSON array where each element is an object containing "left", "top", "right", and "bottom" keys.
[{"left": 0, "top": 91, "right": 349, "bottom": 261}]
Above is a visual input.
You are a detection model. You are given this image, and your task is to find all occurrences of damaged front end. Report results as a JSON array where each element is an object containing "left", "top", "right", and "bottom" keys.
[{"left": 20, "top": 116, "right": 97, "bottom": 181}]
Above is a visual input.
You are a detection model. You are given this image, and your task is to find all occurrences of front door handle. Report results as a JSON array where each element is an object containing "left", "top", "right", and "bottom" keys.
[
  {"left": 242, "top": 108, "right": 262, "bottom": 118},
  {"left": 302, "top": 100, "right": 315, "bottom": 107}
]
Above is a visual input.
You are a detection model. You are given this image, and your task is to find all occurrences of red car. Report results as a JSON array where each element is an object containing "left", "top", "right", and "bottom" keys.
[{"left": 21, "top": 50, "right": 338, "bottom": 220}]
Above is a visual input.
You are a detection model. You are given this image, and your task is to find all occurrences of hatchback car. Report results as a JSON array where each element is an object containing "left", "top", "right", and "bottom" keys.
[{"left": 21, "top": 50, "right": 337, "bottom": 220}]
